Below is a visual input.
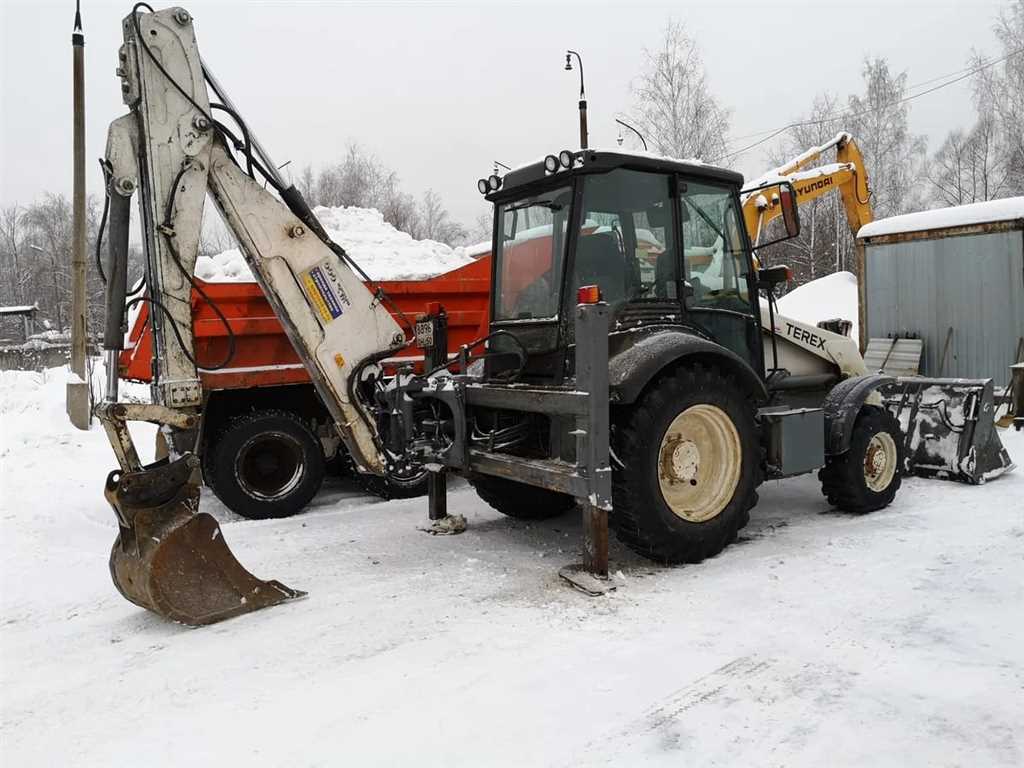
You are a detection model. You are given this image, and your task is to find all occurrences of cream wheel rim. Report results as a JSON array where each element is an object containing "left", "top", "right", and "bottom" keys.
[
  {"left": 657, "top": 404, "right": 742, "bottom": 523},
  {"left": 864, "top": 432, "right": 897, "bottom": 492}
]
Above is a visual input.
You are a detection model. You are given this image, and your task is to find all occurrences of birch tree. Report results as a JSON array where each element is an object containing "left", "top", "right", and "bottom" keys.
[
  {"left": 847, "top": 58, "right": 927, "bottom": 218},
  {"left": 631, "top": 21, "right": 731, "bottom": 161}
]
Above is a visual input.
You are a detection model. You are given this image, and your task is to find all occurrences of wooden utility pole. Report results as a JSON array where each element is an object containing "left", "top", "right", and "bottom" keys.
[{"left": 67, "top": 0, "right": 90, "bottom": 429}]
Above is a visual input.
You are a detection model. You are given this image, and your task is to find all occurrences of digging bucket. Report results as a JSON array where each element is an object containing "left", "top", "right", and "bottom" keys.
[
  {"left": 106, "top": 454, "right": 304, "bottom": 626},
  {"left": 880, "top": 377, "right": 1015, "bottom": 484}
]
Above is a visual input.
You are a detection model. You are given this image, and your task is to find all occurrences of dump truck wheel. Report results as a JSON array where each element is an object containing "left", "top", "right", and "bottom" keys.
[
  {"left": 205, "top": 409, "right": 325, "bottom": 520},
  {"left": 819, "top": 405, "right": 902, "bottom": 513},
  {"left": 468, "top": 474, "right": 576, "bottom": 520},
  {"left": 611, "top": 363, "right": 759, "bottom": 564}
]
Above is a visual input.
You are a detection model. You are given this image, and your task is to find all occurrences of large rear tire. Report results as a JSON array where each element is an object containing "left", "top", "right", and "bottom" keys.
[
  {"left": 204, "top": 409, "right": 325, "bottom": 520},
  {"left": 611, "top": 363, "right": 760, "bottom": 564},
  {"left": 468, "top": 473, "right": 576, "bottom": 520},
  {"left": 819, "top": 405, "right": 902, "bottom": 513},
  {"left": 356, "top": 466, "right": 430, "bottom": 500}
]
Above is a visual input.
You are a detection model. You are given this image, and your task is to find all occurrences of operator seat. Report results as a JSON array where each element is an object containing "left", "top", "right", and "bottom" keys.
[{"left": 574, "top": 232, "right": 632, "bottom": 305}]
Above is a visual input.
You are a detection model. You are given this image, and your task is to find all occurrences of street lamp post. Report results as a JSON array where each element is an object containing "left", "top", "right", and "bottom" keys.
[
  {"left": 68, "top": 0, "right": 91, "bottom": 428},
  {"left": 615, "top": 118, "right": 648, "bottom": 152},
  {"left": 564, "top": 50, "right": 588, "bottom": 150}
]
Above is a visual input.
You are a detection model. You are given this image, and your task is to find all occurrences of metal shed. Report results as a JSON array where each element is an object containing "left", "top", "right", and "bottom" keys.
[{"left": 857, "top": 198, "right": 1024, "bottom": 386}]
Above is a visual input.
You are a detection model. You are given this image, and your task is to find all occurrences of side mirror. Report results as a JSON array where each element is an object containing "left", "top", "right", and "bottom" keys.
[
  {"left": 741, "top": 180, "right": 801, "bottom": 246},
  {"left": 779, "top": 183, "right": 800, "bottom": 239},
  {"left": 757, "top": 264, "right": 792, "bottom": 291}
]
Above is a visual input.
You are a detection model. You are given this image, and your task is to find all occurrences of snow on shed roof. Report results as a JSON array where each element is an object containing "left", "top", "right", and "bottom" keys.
[
  {"left": 858, "top": 197, "right": 1024, "bottom": 239},
  {"left": 0, "top": 304, "right": 38, "bottom": 316}
]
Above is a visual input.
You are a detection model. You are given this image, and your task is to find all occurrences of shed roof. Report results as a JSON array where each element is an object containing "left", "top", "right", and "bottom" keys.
[
  {"left": 858, "top": 197, "right": 1024, "bottom": 239},
  {"left": 0, "top": 305, "right": 38, "bottom": 316}
]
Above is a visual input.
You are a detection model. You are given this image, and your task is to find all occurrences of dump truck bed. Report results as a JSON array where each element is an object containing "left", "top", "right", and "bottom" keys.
[{"left": 120, "top": 256, "right": 492, "bottom": 388}]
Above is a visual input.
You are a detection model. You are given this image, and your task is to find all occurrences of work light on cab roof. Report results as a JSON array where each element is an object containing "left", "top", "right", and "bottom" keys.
[
  {"left": 477, "top": 174, "right": 502, "bottom": 195},
  {"left": 543, "top": 150, "right": 575, "bottom": 175}
]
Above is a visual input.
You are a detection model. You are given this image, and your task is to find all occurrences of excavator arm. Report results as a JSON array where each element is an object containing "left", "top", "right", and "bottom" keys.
[
  {"left": 742, "top": 132, "right": 873, "bottom": 244},
  {"left": 97, "top": 5, "right": 404, "bottom": 625}
]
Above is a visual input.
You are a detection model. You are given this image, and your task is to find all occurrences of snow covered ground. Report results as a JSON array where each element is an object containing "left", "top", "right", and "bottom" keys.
[{"left": 2, "top": 363, "right": 1022, "bottom": 766}]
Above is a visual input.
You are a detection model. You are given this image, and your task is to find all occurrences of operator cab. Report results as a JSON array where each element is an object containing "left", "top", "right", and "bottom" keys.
[{"left": 484, "top": 149, "right": 783, "bottom": 381}]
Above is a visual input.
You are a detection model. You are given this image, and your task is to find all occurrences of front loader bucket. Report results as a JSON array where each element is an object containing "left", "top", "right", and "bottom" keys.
[
  {"left": 881, "top": 378, "right": 1015, "bottom": 485},
  {"left": 106, "top": 455, "right": 304, "bottom": 626}
]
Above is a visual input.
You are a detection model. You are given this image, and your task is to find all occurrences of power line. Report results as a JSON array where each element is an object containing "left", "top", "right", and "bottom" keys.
[
  {"left": 728, "top": 53, "right": 1015, "bottom": 143},
  {"left": 717, "top": 46, "right": 1024, "bottom": 164}
]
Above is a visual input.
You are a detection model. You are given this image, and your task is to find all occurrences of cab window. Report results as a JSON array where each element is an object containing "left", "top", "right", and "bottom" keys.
[
  {"left": 571, "top": 169, "right": 677, "bottom": 312},
  {"left": 494, "top": 186, "right": 572, "bottom": 321},
  {"left": 680, "top": 181, "right": 751, "bottom": 313}
]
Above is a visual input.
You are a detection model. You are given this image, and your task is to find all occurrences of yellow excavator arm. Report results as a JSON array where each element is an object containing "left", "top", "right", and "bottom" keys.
[{"left": 742, "top": 132, "right": 874, "bottom": 244}]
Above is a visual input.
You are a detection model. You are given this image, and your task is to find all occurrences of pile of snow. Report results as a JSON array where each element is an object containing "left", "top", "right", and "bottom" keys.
[
  {"left": 0, "top": 365, "right": 149, "bottom": 456},
  {"left": 195, "top": 205, "right": 476, "bottom": 283},
  {"left": 27, "top": 329, "right": 71, "bottom": 344},
  {"left": 858, "top": 197, "right": 1024, "bottom": 238},
  {"left": 776, "top": 270, "right": 860, "bottom": 343}
]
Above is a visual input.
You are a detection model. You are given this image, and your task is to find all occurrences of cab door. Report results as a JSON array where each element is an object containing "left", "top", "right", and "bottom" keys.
[{"left": 677, "top": 178, "right": 764, "bottom": 375}]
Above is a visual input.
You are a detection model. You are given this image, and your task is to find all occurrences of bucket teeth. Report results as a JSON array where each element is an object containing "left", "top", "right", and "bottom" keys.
[
  {"left": 106, "top": 454, "right": 305, "bottom": 626},
  {"left": 881, "top": 377, "right": 1015, "bottom": 484}
]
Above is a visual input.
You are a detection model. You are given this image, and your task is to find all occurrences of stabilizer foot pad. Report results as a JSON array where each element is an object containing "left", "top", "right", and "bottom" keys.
[
  {"left": 419, "top": 514, "right": 467, "bottom": 536},
  {"left": 559, "top": 564, "right": 617, "bottom": 596}
]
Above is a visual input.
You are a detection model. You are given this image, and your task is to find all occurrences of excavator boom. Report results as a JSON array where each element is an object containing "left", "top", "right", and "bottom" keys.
[
  {"left": 98, "top": 5, "right": 404, "bottom": 625},
  {"left": 741, "top": 132, "right": 873, "bottom": 244}
]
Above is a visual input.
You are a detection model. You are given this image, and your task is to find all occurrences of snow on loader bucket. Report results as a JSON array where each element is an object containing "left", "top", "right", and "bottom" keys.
[
  {"left": 98, "top": 404, "right": 304, "bottom": 626},
  {"left": 880, "top": 378, "right": 1015, "bottom": 484}
]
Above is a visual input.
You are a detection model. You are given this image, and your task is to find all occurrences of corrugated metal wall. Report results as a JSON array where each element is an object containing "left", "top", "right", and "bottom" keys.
[{"left": 864, "top": 229, "right": 1024, "bottom": 384}]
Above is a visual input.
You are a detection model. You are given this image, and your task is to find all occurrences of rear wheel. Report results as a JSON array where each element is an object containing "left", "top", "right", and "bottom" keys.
[
  {"left": 204, "top": 409, "right": 325, "bottom": 520},
  {"left": 356, "top": 464, "right": 430, "bottom": 500},
  {"left": 612, "top": 364, "right": 760, "bottom": 564},
  {"left": 468, "top": 473, "right": 576, "bottom": 520},
  {"left": 819, "top": 405, "right": 902, "bottom": 513}
]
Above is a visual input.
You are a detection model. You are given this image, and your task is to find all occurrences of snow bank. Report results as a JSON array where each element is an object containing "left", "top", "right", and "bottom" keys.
[
  {"left": 776, "top": 270, "right": 860, "bottom": 344},
  {"left": 195, "top": 205, "right": 476, "bottom": 283},
  {"left": 858, "top": 197, "right": 1024, "bottom": 238},
  {"left": 0, "top": 364, "right": 149, "bottom": 456}
]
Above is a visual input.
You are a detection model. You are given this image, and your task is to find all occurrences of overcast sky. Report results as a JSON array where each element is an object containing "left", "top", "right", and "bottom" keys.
[{"left": 0, "top": 0, "right": 1003, "bottom": 229}]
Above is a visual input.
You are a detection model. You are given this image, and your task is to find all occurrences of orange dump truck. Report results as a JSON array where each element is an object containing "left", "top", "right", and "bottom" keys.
[{"left": 121, "top": 257, "right": 491, "bottom": 517}]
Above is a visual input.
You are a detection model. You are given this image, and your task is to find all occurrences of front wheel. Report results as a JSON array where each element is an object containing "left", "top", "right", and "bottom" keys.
[
  {"left": 611, "top": 363, "right": 761, "bottom": 564},
  {"left": 819, "top": 405, "right": 902, "bottom": 513},
  {"left": 468, "top": 473, "right": 576, "bottom": 520}
]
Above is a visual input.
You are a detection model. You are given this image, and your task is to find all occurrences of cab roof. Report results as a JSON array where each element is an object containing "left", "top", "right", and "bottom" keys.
[{"left": 486, "top": 148, "right": 745, "bottom": 203}]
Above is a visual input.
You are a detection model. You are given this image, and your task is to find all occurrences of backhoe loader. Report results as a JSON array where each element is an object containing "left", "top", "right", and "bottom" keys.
[{"left": 99, "top": 4, "right": 910, "bottom": 625}]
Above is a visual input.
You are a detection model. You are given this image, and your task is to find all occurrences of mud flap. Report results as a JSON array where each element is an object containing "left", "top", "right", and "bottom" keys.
[
  {"left": 106, "top": 455, "right": 305, "bottom": 626},
  {"left": 880, "top": 378, "right": 1015, "bottom": 484}
]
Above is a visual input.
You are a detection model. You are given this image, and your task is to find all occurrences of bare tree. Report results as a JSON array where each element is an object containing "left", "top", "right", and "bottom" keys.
[
  {"left": 630, "top": 20, "right": 731, "bottom": 161},
  {"left": 22, "top": 193, "right": 73, "bottom": 331},
  {"left": 0, "top": 204, "right": 28, "bottom": 306},
  {"left": 847, "top": 58, "right": 927, "bottom": 218},
  {"left": 971, "top": 0, "right": 1024, "bottom": 195},
  {"left": 928, "top": 116, "right": 1008, "bottom": 206},
  {"left": 411, "top": 189, "right": 467, "bottom": 245},
  {"left": 761, "top": 93, "right": 851, "bottom": 281},
  {"left": 464, "top": 211, "right": 493, "bottom": 247},
  {"left": 296, "top": 164, "right": 316, "bottom": 203}
]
